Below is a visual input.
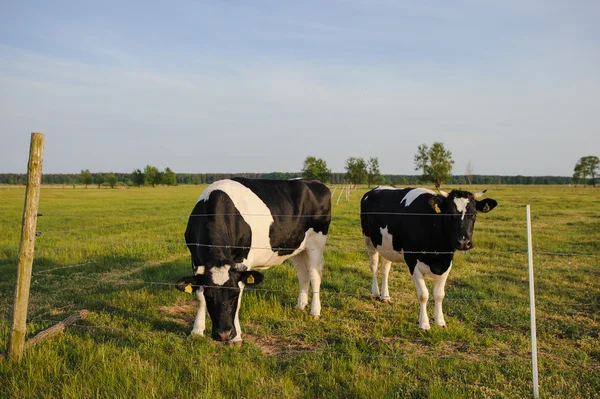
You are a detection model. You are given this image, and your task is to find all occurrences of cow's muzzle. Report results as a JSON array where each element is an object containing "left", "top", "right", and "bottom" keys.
[
  {"left": 456, "top": 239, "right": 473, "bottom": 251},
  {"left": 213, "top": 329, "right": 234, "bottom": 342}
]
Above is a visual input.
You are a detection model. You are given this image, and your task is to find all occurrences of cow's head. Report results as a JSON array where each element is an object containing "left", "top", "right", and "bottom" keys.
[
  {"left": 175, "top": 264, "right": 264, "bottom": 342},
  {"left": 428, "top": 189, "right": 497, "bottom": 251}
]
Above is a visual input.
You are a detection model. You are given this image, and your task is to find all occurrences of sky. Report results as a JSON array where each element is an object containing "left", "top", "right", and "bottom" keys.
[{"left": 1, "top": 0, "right": 599, "bottom": 176}]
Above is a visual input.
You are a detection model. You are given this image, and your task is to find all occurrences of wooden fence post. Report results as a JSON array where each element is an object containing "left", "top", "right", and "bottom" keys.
[{"left": 8, "top": 132, "right": 45, "bottom": 362}]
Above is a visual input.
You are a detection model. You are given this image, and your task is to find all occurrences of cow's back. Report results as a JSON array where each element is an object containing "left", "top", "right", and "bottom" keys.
[
  {"left": 232, "top": 177, "right": 331, "bottom": 236},
  {"left": 187, "top": 178, "right": 331, "bottom": 270}
]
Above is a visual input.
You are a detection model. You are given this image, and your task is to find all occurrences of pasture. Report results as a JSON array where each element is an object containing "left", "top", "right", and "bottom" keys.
[{"left": 0, "top": 184, "right": 598, "bottom": 398}]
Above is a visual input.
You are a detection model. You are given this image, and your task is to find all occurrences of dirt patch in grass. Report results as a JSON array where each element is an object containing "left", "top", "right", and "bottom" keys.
[
  {"left": 158, "top": 297, "right": 196, "bottom": 326},
  {"left": 245, "top": 333, "right": 317, "bottom": 357}
]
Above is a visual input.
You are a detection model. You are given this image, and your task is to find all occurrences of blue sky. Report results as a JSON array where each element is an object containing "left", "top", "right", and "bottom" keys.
[{"left": 1, "top": 0, "right": 599, "bottom": 175}]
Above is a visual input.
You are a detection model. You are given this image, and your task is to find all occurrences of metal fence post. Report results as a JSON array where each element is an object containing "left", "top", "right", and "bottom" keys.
[{"left": 526, "top": 205, "right": 540, "bottom": 398}]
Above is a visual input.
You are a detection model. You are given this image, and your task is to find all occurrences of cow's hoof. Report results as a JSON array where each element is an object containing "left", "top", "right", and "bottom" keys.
[
  {"left": 312, "top": 315, "right": 320, "bottom": 321},
  {"left": 190, "top": 330, "right": 204, "bottom": 337},
  {"left": 432, "top": 318, "right": 446, "bottom": 328},
  {"left": 380, "top": 297, "right": 392, "bottom": 304}
]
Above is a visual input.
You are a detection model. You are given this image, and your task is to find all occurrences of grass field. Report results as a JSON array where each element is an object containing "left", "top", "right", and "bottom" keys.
[{"left": 0, "top": 184, "right": 598, "bottom": 398}]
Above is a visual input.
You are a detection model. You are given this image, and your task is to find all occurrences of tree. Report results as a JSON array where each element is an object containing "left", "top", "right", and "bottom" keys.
[
  {"left": 573, "top": 159, "right": 587, "bottom": 187},
  {"left": 465, "top": 161, "right": 474, "bottom": 185},
  {"left": 163, "top": 167, "right": 177, "bottom": 186},
  {"left": 79, "top": 169, "right": 93, "bottom": 188},
  {"left": 301, "top": 156, "right": 331, "bottom": 183},
  {"left": 131, "top": 169, "right": 145, "bottom": 187},
  {"left": 144, "top": 165, "right": 160, "bottom": 187},
  {"left": 574, "top": 156, "right": 599, "bottom": 187},
  {"left": 105, "top": 172, "right": 117, "bottom": 188},
  {"left": 367, "top": 157, "right": 381, "bottom": 187},
  {"left": 344, "top": 157, "right": 367, "bottom": 186},
  {"left": 94, "top": 173, "right": 105, "bottom": 188},
  {"left": 414, "top": 142, "right": 455, "bottom": 189},
  {"left": 587, "top": 156, "right": 600, "bottom": 187}
]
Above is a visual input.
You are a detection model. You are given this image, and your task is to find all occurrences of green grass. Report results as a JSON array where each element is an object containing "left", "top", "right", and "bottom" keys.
[{"left": 1, "top": 185, "right": 598, "bottom": 398}]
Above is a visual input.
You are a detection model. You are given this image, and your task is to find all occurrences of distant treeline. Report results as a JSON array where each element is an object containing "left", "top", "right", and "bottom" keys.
[{"left": 0, "top": 172, "right": 573, "bottom": 186}]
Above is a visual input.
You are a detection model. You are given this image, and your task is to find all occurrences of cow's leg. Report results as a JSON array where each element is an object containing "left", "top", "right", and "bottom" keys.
[
  {"left": 191, "top": 286, "right": 206, "bottom": 336},
  {"left": 307, "top": 251, "right": 324, "bottom": 318},
  {"left": 293, "top": 251, "right": 310, "bottom": 311},
  {"left": 380, "top": 258, "right": 392, "bottom": 302},
  {"left": 433, "top": 264, "right": 451, "bottom": 327},
  {"left": 232, "top": 284, "right": 244, "bottom": 342},
  {"left": 411, "top": 265, "right": 430, "bottom": 330},
  {"left": 306, "top": 232, "right": 327, "bottom": 319},
  {"left": 364, "top": 236, "right": 380, "bottom": 299}
]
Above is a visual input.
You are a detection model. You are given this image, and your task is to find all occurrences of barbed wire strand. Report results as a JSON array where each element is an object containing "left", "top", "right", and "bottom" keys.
[
  {"left": 13, "top": 271, "right": 598, "bottom": 308},
  {"left": 28, "top": 236, "right": 600, "bottom": 258},
  {"left": 36, "top": 210, "right": 509, "bottom": 235}
]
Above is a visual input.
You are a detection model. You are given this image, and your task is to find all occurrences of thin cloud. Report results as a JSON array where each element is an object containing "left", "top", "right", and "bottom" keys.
[{"left": 0, "top": 1, "right": 598, "bottom": 175}]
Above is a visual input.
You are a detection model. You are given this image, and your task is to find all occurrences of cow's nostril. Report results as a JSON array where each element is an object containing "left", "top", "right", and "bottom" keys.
[
  {"left": 456, "top": 240, "right": 471, "bottom": 250},
  {"left": 217, "top": 330, "right": 233, "bottom": 342}
]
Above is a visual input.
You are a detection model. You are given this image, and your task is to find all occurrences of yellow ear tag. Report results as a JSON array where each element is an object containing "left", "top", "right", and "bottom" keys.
[
  {"left": 434, "top": 204, "right": 441, "bottom": 213},
  {"left": 184, "top": 284, "right": 193, "bottom": 294},
  {"left": 483, "top": 203, "right": 490, "bottom": 212},
  {"left": 247, "top": 275, "right": 255, "bottom": 284}
]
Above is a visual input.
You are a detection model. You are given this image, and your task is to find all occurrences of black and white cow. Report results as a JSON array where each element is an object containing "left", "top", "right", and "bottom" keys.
[
  {"left": 360, "top": 187, "right": 497, "bottom": 330},
  {"left": 176, "top": 177, "right": 331, "bottom": 342}
]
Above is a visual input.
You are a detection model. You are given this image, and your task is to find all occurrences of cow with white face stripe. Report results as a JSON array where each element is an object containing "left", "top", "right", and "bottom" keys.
[
  {"left": 176, "top": 177, "right": 331, "bottom": 343},
  {"left": 360, "top": 187, "right": 497, "bottom": 330}
]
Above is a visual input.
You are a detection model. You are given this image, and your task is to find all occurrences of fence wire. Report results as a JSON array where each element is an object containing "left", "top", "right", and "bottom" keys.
[
  {"left": 5, "top": 265, "right": 598, "bottom": 310},
  {"left": 26, "top": 235, "right": 600, "bottom": 258},
  {"left": 36, "top": 210, "right": 502, "bottom": 236}
]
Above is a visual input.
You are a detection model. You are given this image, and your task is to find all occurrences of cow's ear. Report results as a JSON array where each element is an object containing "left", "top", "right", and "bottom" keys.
[
  {"left": 175, "top": 275, "right": 204, "bottom": 293},
  {"left": 428, "top": 196, "right": 445, "bottom": 214},
  {"left": 240, "top": 271, "right": 264, "bottom": 286},
  {"left": 476, "top": 198, "right": 497, "bottom": 213}
]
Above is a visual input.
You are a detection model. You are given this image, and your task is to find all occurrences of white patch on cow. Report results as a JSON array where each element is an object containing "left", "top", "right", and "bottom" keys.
[
  {"left": 232, "top": 282, "right": 244, "bottom": 342},
  {"left": 375, "top": 227, "right": 405, "bottom": 263},
  {"left": 416, "top": 261, "right": 445, "bottom": 280},
  {"left": 191, "top": 286, "right": 206, "bottom": 336},
  {"left": 401, "top": 188, "right": 436, "bottom": 207},
  {"left": 374, "top": 186, "right": 404, "bottom": 191},
  {"left": 194, "top": 266, "right": 205, "bottom": 275},
  {"left": 453, "top": 197, "right": 469, "bottom": 220},
  {"left": 210, "top": 265, "right": 230, "bottom": 285}
]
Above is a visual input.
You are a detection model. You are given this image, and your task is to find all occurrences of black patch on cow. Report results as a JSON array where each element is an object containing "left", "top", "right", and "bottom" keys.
[{"left": 185, "top": 189, "right": 252, "bottom": 271}]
